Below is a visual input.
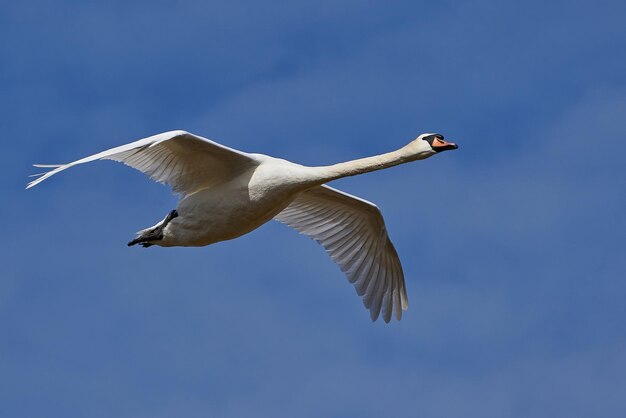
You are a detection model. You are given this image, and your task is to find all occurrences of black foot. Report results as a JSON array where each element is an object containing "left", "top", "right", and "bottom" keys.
[
  {"left": 127, "top": 209, "right": 178, "bottom": 247},
  {"left": 165, "top": 209, "right": 179, "bottom": 222},
  {"left": 128, "top": 236, "right": 158, "bottom": 247}
]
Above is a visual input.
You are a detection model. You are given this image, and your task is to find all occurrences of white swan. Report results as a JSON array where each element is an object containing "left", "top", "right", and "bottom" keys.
[{"left": 27, "top": 131, "right": 458, "bottom": 322}]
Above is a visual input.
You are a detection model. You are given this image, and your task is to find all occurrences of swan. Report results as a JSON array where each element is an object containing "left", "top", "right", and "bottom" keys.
[{"left": 27, "top": 131, "right": 458, "bottom": 322}]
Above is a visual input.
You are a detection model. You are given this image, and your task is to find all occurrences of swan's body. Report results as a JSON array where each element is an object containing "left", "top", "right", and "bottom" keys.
[
  {"left": 27, "top": 130, "right": 458, "bottom": 322},
  {"left": 157, "top": 156, "right": 304, "bottom": 246}
]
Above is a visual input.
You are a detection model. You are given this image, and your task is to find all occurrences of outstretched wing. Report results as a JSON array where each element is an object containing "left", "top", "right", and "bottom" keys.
[
  {"left": 27, "top": 130, "right": 259, "bottom": 196},
  {"left": 274, "top": 185, "right": 408, "bottom": 322}
]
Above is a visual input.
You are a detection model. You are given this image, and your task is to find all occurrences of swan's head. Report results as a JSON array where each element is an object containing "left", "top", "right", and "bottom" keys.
[
  {"left": 419, "top": 133, "right": 458, "bottom": 153},
  {"left": 405, "top": 133, "right": 458, "bottom": 160}
]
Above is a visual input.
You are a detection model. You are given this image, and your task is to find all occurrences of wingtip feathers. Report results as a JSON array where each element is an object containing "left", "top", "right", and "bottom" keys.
[{"left": 26, "top": 164, "right": 68, "bottom": 189}]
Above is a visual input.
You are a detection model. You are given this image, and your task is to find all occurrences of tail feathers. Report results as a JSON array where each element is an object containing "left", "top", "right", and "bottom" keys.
[{"left": 26, "top": 163, "right": 71, "bottom": 189}]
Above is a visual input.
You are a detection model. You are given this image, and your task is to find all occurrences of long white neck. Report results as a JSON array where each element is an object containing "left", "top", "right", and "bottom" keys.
[{"left": 306, "top": 141, "right": 434, "bottom": 184}]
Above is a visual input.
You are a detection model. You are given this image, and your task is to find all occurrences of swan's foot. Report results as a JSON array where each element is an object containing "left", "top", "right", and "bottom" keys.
[{"left": 127, "top": 210, "right": 178, "bottom": 247}]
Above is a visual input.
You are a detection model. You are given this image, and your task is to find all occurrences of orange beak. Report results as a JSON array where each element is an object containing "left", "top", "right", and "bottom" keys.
[{"left": 432, "top": 138, "right": 458, "bottom": 152}]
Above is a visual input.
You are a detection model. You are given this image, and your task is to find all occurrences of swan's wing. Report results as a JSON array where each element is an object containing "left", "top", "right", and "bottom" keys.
[
  {"left": 274, "top": 184, "right": 408, "bottom": 322},
  {"left": 27, "top": 130, "right": 259, "bottom": 195}
]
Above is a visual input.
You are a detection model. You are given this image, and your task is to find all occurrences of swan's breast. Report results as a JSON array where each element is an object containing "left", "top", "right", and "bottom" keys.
[{"left": 164, "top": 159, "right": 309, "bottom": 246}]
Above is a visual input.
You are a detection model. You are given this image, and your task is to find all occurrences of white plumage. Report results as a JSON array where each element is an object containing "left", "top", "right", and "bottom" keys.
[
  {"left": 274, "top": 185, "right": 407, "bottom": 322},
  {"left": 29, "top": 130, "right": 255, "bottom": 195},
  {"left": 28, "top": 130, "right": 457, "bottom": 322}
]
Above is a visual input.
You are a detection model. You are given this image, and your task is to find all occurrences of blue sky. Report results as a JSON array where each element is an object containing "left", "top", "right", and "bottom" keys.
[{"left": 2, "top": 1, "right": 626, "bottom": 416}]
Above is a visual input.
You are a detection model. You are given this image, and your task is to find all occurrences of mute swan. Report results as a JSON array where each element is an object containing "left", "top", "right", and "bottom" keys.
[{"left": 27, "top": 131, "right": 457, "bottom": 322}]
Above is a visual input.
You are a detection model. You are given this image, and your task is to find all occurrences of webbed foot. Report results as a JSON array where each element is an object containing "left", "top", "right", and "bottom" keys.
[{"left": 127, "top": 210, "right": 178, "bottom": 247}]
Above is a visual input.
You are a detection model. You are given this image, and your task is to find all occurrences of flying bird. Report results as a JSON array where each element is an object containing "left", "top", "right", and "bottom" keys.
[{"left": 27, "top": 131, "right": 458, "bottom": 322}]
